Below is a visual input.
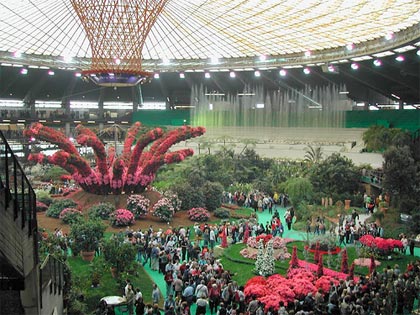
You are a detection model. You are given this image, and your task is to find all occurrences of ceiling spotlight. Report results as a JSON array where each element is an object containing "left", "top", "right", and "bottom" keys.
[
  {"left": 373, "top": 59, "right": 382, "bottom": 67},
  {"left": 346, "top": 43, "right": 354, "bottom": 51},
  {"left": 303, "top": 68, "right": 311, "bottom": 75},
  {"left": 154, "top": 73, "right": 160, "bottom": 79},
  {"left": 304, "top": 51, "right": 311, "bottom": 57},
  {"left": 74, "top": 72, "right": 82, "bottom": 77},
  {"left": 20, "top": 68, "right": 28, "bottom": 75},
  {"left": 254, "top": 70, "right": 261, "bottom": 77},
  {"left": 351, "top": 63, "right": 359, "bottom": 70},
  {"left": 205, "top": 72, "right": 211, "bottom": 79},
  {"left": 114, "top": 58, "right": 121, "bottom": 65},
  {"left": 48, "top": 70, "right": 55, "bottom": 76},
  {"left": 14, "top": 51, "right": 22, "bottom": 58},
  {"left": 229, "top": 71, "right": 236, "bottom": 78},
  {"left": 279, "top": 69, "right": 287, "bottom": 77},
  {"left": 327, "top": 65, "right": 335, "bottom": 72},
  {"left": 259, "top": 55, "right": 267, "bottom": 61},
  {"left": 417, "top": 49, "right": 420, "bottom": 56},
  {"left": 179, "top": 73, "right": 185, "bottom": 79},
  {"left": 395, "top": 55, "right": 404, "bottom": 62}
]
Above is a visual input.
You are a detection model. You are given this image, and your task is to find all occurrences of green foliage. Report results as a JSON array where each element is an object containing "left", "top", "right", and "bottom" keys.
[
  {"left": 69, "top": 219, "right": 106, "bottom": 253},
  {"left": 310, "top": 153, "right": 359, "bottom": 196},
  {"left": 35, "top": 189, "right": 53, "bottom": 206},
  {"left": 304, "top": 145, "right": 323, "bottom": 164},
  {"left": 46, "top": 198, "right": 78, "bottom": 218},
  {"left": 408, "top": 211, "right": 420, "bottom": 236},
  {"left": 362, "top": 125, "right": 411, "bottom": 152},
  {"left": 102, "top": 234, "right": 136, "bottom": 274},
  {"left": 59, "top": 208, "right": 83, "bottom": 225},
  {"left": 214, "top": 208, "right": 230, "bottom": 219},
  {"left": 202, "top": 181, "right": 223, "bottom": 211},
  {"left": 173, "top": 182, "right": 205, "bottom": 210},
  {"left": 41, "top": 165, "right": 70, "bottom": 182},
  {"left": 284, "top": 177, "right": 313, "bottom": 205},
  {"left": 87, "top": 202, "right": 116, "bottom": 220}
]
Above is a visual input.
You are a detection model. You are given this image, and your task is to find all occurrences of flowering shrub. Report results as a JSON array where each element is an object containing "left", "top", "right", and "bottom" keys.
[
  {"left": 308, "top": 234, "right": 337, "bottom": 251},
  {"left": 163, "top": 191, "right": 182, "bottom": 212},
  {"left": 25, "top": 122, "right": 205, "bottom": 195},
  {"left": 126, "top": 194, "right": 150, "bottom": 219},
  {"left": 59, "top": 207, "right": 83, "bottom": 224},
  {"left": 188, "top": 207, "right": 210, "bottom": 222},
  {"left": 241, "top": 236, "right": 292, "bottom": 260},
  {"left": 46, "top": 199, "right": 78, "bottom": 218},
  {"left": 151, "top": 198, "right": 174, "bottom": 222},
  {"left": 88, "top": 202, "right": 115, "bottom": 220},
  {"left": 247, "top": 235, "right": 294, "bottom": 249},
  {"left": 36, "top": 200, "right": 48, "bottom": 212},
  {"left": 109, "top": 209, "right": 135, "bottom": 227},
  {"left": 359, "top": 235, "right": 403, "bottom": 254}
]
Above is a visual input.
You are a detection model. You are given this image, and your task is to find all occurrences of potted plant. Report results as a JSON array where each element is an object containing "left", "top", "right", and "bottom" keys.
[
  {"left": 90, "top": 256, "right": 107, "bottom": 288},
  {"left": 102, "top": 234, "right": 136, "bottom": 277},
  {"left": 69, "top": 219, "right": 106, "bottom": 261}
]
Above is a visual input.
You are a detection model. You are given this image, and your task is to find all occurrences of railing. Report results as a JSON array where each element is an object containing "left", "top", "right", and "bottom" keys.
[
  {"left": 0, "top": 130, "right": 38, "bottom": 264},
  {"left": 39, "top": 255, "right": 64, "bottom": 309}
]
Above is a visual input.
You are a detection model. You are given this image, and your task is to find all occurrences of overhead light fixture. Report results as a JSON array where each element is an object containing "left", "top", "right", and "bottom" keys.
[
  {"left": 48, "top": 70, "right": 55, "bottom": 76},
  {"left": 303, "top": 68, "right": 311, "bottom": 74},
  {"left": 395, "top": 55, "right": 404, "bottom": 62},
  {"left": 373, "top": 59, "right": 382, "bottom": 67},
  {"left": 179, "top": 73, "right": 185, "bottom": 79},
  {"left": 279, "top": 69, "right": 287, "bottom": 77},
  {"left": 154, "top": 73, "right": 160, "bottom": 79},
  {"left": 254, "top": 70, "right": 261, "bottom": 77},
  {"left": 229, "top": 71, "right": 236, "bottom": 78},
  {"left": 346, "top": 43, "right": 354, "bottom": 51},
  {"left": 20, "top": 68, "right": 28, "bottom": 75},
  {"left": 259, "top": 55, "right": 267, "bottom": 61},
  {"left": 351, "top": 63, "right": 359, "bottom": 70},
  {"left": 327, "top": 65, "right": 335, "bottom": 72},
  {"left": 75, "top": 72, "right": 82, "bottom": 77},
  {"left": 205, "top": 72, "right": 211, "bottom": 79},
  {"left": 417, "top": 49, "right": 420, "bottom": 56},
  {"left": 304, "top": 51, "right": 311, "bottom": 57},
  {"left": 13, "top": 51, "right": 22, "bottom": 58},
  {"left": 114, "top": 58, "right": 121, "bottom": 65}
]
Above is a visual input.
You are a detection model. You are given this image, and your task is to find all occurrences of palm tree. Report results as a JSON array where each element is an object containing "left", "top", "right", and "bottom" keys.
[{"left": 304, "top": 145, "right": 323, "bottom": 164}]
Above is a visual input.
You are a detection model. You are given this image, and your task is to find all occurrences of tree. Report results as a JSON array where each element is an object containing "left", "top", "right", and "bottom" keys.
[
  {"left": 310, "top": 153, "right": 359, "bottom": 197},
  {"left": 285, "top": 177, "right": 314, "bottom": 205},
  {"left": 382, "top": 145, "right": 419, "bottom": 212},
  {"left": 304, "top": 145, "right": 323, "bottom": 164},
  {"left": 202, "top": 181, "right": 223, "bottom": 211}
]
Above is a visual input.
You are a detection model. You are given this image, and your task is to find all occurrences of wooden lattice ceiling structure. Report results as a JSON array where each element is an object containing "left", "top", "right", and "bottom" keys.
[{"left": 70, "top": 0, "right": 167, "bottom": 75}]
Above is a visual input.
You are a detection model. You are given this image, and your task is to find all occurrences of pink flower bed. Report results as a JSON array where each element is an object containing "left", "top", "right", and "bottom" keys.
[
  {"left": 359, "top": 234, "right": 403, "bottom": 252},
  {"left": 353, "top": 258, "right": 381, "bottom": 267},
  {"left": 244, "top": 266, "right": 342, "bottom": 311},
  {"left": 109, "top": 209, "right": 135, "bottom": 226}
]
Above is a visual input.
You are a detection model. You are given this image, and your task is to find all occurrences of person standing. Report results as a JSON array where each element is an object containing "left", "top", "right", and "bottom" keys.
[
  {"left": 125, "top": 283, "right": 135, "bottom": 315},
  {"left": 152, "top": 283, "right": 162, "bottom": 306},
  {"left": 409, "top": 235, "right": 416, "bottom": 255},
  {"left": 195, "top": 296, "right": 209, "bottom": 315}
]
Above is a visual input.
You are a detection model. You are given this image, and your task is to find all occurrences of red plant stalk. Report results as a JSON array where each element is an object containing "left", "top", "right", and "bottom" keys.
[
  {"left": 140, "top": 149, "right": 194, "bottom": 177},
  {"left": 317, "top": 254, "right": 324, "bottom": 278},
  {"left": 76, "top": 134, "right": 108, "bottom": 176},
  {"left": 314, "top": 241, "right": 320, "bottom": 263},
  {"left": 127, "top": 128, "right": 163, "bottom": 175},
  {"left": 340, "top": 248, "right": 349, "bottom": 274},
  {"left": 289, "top": 246, "right": 299, "bottom": 269},
  {"left": 221, "top": 228, "right": 228, "bottom": 248},
  {"left": 107, "top": 146, "right": 115, "bottom": 169},
  {"left": 122, "top": 122, "right": 142, "bottom": 161},
  {"left": 28, "top": 153, "right": 77, "bottom": 174},
  {"left": 349, "top": 262, "right": 355, "bottom": 280},
  {"left": 24, "top": 123, "right": 79, "bottom": 155}
]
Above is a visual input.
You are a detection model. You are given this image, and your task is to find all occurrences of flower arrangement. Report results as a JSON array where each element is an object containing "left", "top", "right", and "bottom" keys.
[
  {"left": 308, "top": 234, "right": 337, "bottom": 252},
  {"left": 151, "top": 197, "right": 174, "bottom": 222},
  {"left": 126, "top": 194, "right": 150, "bottom": 219},
  {"left": 59, "top": 207, "right": 83, "bottom": 224},
  {"left": 241, "top": 236, "right": 292, "bottom": 260},
  {"left": 88, "top": 202, "right": 115, "bottom": 220},
  {"left": 359, "top": 234, "right": 403, "bottom": 254},
  {"left": 109, "top": 209, "right": 135, "bottom": 227},
  {"left": 25, "top": 122, "right": 205, "bottom": 195},
  {"left": 36, "top": 200, "right": 48, "bottom": 212},
  {"left": 188, "top": 207, "right": 210, "bottom": 222}
]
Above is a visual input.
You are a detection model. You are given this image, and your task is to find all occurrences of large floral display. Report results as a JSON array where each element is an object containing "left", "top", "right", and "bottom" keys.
[
  {"left": 240, "top": 234, "right": 292, "bottom": 260},
  {"left": 24, "top": 122, "right": 205, "bottom": 194},
  {"left": 359, "top": 234, "right": 403, "bottom": 255}
]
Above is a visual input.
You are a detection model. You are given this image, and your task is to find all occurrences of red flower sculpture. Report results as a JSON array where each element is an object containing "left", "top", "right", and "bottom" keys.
[{"left": 25, "top": 122, "right": 205, "bottom": 195}]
